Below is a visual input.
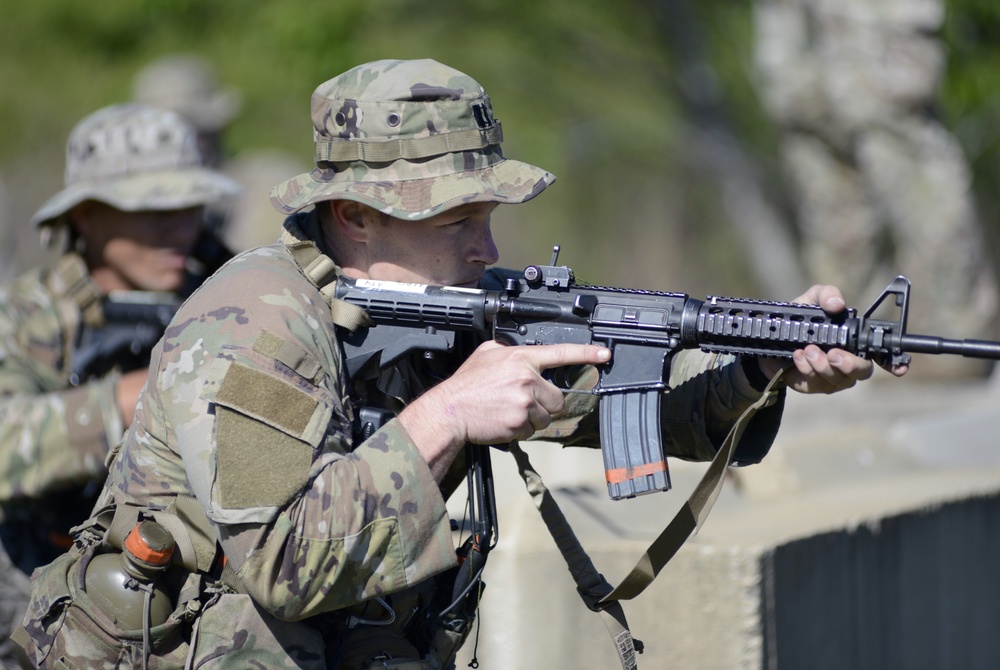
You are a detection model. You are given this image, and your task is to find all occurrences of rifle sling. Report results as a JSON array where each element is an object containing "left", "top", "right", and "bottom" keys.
[{"left": 509, "top": 366, "right": 788, "bottom": 670}]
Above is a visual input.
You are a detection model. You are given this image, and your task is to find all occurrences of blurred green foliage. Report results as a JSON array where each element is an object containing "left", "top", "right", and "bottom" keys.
[
  {"left": 1, "top": 0, "right": 998, "bottom": 290},
  {"left": 943, "top": 0, "right": 1000, "bottom": 241},
  {"left": 0, "top": 0, "right": 678, "bottom": 170}
]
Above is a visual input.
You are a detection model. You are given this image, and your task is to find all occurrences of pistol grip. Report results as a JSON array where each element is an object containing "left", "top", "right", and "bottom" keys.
[{"left": 599, "top": 390, "right": 671, "bottom": 500}]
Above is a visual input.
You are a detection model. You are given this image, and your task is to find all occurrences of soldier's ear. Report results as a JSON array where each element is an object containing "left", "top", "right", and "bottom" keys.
[
  {"left": 67, "top": 201, "right": 98, "bottom": 238},
  {"left": 328, "top": 200, "right": 371, "bottom": 243}
]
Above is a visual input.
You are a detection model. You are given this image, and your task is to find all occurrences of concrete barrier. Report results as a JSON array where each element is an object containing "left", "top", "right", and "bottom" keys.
[{"left": 452, "top": 371, "right": 1000, "bottom": 669}]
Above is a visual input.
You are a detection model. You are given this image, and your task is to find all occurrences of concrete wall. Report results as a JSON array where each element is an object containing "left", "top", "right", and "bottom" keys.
[{"left": 452, "top": 372, "right": 1000, "bottom": 669}]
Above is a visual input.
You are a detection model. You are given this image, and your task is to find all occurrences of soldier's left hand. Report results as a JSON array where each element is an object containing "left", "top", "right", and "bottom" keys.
[{"left": 757, "top": 284, "right": 908, "bottom": 394}]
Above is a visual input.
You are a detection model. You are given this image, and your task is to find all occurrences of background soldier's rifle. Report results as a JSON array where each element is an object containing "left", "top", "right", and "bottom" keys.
[{"left": 70, "top": 228, "right": 233, "bottom": 385}]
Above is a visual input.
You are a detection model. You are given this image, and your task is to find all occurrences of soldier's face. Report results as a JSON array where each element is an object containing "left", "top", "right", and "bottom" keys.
[
  {"left": 361, "top": 202, "right": 500, "bottom": 287},
  {"left": 71, "top": 202, "right": 202, "bottom": 293}
]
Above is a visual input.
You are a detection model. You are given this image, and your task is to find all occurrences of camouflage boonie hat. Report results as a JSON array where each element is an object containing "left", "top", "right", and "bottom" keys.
[
  {"left": 132, "top": 54, "right": 242, "bottom": 133},
  {"left": 31, "top": 103, "right": 241, "bottom": 228},
  {"left": 270, "top": 59, "right": 555, "bottom": 220}
]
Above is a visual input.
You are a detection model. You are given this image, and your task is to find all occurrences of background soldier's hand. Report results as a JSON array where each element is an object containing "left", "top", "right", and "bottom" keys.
[
  {"left": 115, "top": 368, "right": 150, "bottom": 426},
  {"left": 757, "top": 284, "right": 908, "bottom": 394},
  {"left": 399, "top": 341, "right": 611, "bottom": 480}
]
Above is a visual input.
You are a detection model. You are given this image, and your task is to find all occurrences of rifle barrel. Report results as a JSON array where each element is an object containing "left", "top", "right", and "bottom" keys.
[{"left": 900, "top": 334, "right": 1000, "bottom": 359}]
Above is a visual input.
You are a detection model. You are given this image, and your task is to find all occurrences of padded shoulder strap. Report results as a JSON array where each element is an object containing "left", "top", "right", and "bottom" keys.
[
  {"left": 48, "top": 252, "right": 104, "bottom": 327},
  {"left": 282, "top": 229, "right": 372, "bottom": 332}
]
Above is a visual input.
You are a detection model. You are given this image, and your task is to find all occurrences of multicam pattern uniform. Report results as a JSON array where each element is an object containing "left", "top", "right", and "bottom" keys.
[
  {"left": 269, "top": 59, "right": 556, "bottom": 222},
  {"left": 0, "top": 255, "right": 123, "bottom": 667},
  {"left": 19, "top": 210, "right": 783, "bottom": 668},
  {"left": 0, "top": 256, "right": 120, "bottom": 504}
]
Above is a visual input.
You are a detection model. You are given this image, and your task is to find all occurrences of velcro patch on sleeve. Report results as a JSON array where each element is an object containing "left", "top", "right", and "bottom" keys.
[
  {"left": 214, "top": 362, "right": 319, "bottom": 440},
  {"left": 215, "top": 405, "right": 312, "bottom": 510},
  {"left": 211, "top": 360, "right": 333, "bottom": 511}
]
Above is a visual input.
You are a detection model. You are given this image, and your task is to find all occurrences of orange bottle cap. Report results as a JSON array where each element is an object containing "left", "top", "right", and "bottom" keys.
[{"left": 124, "top": 521, "right": 175, "bottom": 566}]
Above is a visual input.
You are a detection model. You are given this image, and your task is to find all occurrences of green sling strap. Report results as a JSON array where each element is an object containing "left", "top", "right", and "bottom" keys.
[
  {"left": 49, "top": 252, "right": 104, "bottom": 328},
  {"left": 509, "top": 367, "right": 789, "bottom": 670}
]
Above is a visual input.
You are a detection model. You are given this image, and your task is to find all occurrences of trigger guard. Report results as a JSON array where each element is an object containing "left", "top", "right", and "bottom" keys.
[{"left": 544, "top": 367, "right": 575, "bottom": 390}]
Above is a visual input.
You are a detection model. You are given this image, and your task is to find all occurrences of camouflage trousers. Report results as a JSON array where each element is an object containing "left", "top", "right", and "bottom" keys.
[{"left": 0, "top": 540, "right": 30, "bottom": 670}]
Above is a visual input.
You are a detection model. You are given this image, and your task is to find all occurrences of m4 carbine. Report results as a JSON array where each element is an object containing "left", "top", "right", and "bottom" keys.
[{"left": 336, "top": 248, "right": 1000, "bottom": 501}]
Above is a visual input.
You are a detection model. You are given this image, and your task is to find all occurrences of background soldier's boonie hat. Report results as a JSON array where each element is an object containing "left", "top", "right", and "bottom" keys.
[
  {"left": 270, "top": 58, "right": 555, "bottom": 220},
  {"left": 31, "top": 103, "right": 241, "bottom": 228},
  {"left": 132, "top": 54, "right": 243, "bottom": 133}
]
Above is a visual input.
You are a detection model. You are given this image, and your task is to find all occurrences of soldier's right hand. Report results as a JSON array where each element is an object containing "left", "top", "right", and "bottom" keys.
[
  {"left": 116, "top": 369, "right": 150, "bottom": 426},
  {"left": 398, "top": 341, "right": 610, "bottom": 481}
]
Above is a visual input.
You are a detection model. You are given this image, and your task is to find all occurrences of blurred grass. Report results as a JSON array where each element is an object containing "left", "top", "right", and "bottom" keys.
[{"left": 1, "top": 0, "right": 998, "bottom": 293}]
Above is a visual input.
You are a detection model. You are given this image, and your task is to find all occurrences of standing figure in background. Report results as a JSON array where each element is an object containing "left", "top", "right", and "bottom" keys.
[
  {"left": 133, "top": 53, "right": 307, "bottom": 253},
  {"left": 753, "top": 0, "right": 999, "bottom": 377},
  {"left": 0, "top": 103, "right": 239, "bottom": 668}
]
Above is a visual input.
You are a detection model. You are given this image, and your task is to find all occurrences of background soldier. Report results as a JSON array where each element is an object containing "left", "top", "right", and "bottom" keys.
[
  {"left": 15, "top": 59, "right": 892, "bottom": 670},
  {"left": 0, "top": 103, "right": 239, "bottom": 668},
  {"left": 132, "top": 52, "right": 307, "bottom": 254}
]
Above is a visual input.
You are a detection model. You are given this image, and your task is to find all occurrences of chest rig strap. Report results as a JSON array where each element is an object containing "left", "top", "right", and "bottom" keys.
[
  {"left": 48, "top": 253, "right": 105, "bottom": 328},
  {"left": 46, "top": 253, "right": 105, "bottom": 369}
]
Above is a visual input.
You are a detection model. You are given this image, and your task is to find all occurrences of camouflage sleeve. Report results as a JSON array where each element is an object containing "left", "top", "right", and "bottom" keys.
[
  {"left": 221, "top": 418, "right": 457, "bottom": 620},
  {"left": 0, "top": 269, "right": 125, "bottom": 504},
  {"left": 147, "top": 252, "right": 456, "bottom": 621},
  {"left": 0, "top": 363, "right": 122, "bottom": 504},
  {"left": 660, "top": 350, "right": 784, "bottom": 463},
  {"left": 530, "top": 350, "right": 784, "bottom": 464}
]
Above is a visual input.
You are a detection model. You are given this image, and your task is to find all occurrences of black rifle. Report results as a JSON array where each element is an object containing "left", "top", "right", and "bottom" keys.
[
  {"left": 69, "top": 291, "right": 180, "bottom": 386},
  {"left": 336, "top": 247, "right": 1000, "bottom": 501}
]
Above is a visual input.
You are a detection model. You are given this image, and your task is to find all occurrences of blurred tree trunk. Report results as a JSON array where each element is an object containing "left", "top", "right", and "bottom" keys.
[
  {"left": 641, "top": 0, "right": 806, "bottom": 297},
  {"left": 752, "top": 0, "right": 999, "bottom": 378}
]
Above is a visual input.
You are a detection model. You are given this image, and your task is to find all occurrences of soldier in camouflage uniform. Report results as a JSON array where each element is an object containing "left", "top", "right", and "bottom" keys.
[
  {"left": 14, "top": 59, "right": 887, "bottom": 670},
  {"left": 133, "top": 53, "right": 308, "bottom": 253},
  {"left": 0, "top": 103, "right": 239, "bottom": 669}
]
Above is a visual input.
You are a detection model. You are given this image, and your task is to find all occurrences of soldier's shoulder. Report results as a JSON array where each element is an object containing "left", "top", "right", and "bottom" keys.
[
  {"left": 167, "top": 244, "right": 322, "bottom": 344},
  {"left": 0, "top": 265, "right": 68, "bottom": 372},
  {"left": 0, "top": 265, "right": 60, "bottom": 325},
  {"left": 193, "top": 245, "right": 309, "bottom": 303}
]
